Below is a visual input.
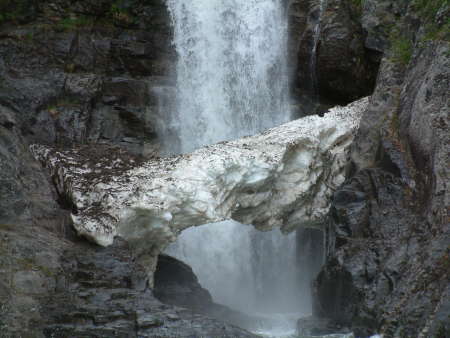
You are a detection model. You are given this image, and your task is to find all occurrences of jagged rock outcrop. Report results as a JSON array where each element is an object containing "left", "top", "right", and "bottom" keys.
[
  {"left": 0, "top": 224, "right": 258, "bottom": 338},
  {"left": 30, "top": 99, "right": 367, "bottom": 277},
  {"left": 314, "top": 1, "right": 450, "bottom": 334},
  {"left": 287, "top": 0, "right": 315, "bottom": 105}
]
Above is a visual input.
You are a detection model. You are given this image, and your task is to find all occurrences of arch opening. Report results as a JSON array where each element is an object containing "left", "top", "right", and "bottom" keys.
[{"left": 158, "top": 219, "right": 325, "bottom": 336}]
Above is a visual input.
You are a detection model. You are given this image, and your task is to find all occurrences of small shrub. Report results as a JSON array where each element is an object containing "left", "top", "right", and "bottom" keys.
[
  {"left": 389, "top": 28, "right": 413, "bottom": 65},
  {"left": 109, "top": 1, "right": 135, "bottom": 26},
  {"left": 413, "top": 0, "right": 449, "bottom": 20},
  {"left": 422, "top": 19, "right": 450, "bottom": 41},
  {"left": 413, "top": 0, "right": 450, "bottom": 41},
  {"left": 349, "top": 0, "right": 364, "bottom": 15}
]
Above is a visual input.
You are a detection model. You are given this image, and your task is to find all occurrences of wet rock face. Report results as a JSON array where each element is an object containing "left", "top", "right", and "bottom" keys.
[
  {"left": 0, "top": 226, "right": 258, "bottom": 338},
  {"left": 316, "top": 39, "right": 450, "bottom": 337},
  {"left": 287, "top": 0, "right": 314, "bottom": 100},
  {"left": 314, "top": 259, "right": 356, "bottom": 326},
  {"left": 43, "top": 239, "right": 258, "bottom": 338},
  {"left": 297, "top": 315, "right": 351, "bottom": 337},
  {"left": 288, "top": 0, "right": 381, "bottom": 107},
  {"left": 0, "top": 106, "right": 65, "bottom": 232},
  {"left": 153, "top": 254, "right": 263, "bottom": 332},
  {"left": 315, "top": 169, "right": 408, "bottom": 335},
  {"left": 0, "top": 225, "right": 65, "bottom": 337},
  {"left": 317, "top": 168, "right": 449, "bottom": 337},
  {"left": 0, "top": 0, "right": 174, "bottom": 156},
  {"left": 154, "top": 254, "right": 214, "bottom": 311},
  {"left": 361, "top": 0, "right": 409, "bottom": 53},
  {"left": 316, "top": 0, "right": 381, "bottom": 104}
]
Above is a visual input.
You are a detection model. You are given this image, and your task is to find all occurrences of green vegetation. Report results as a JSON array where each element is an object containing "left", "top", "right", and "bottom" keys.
[
  {"left": 16, "top": 258, "right": 55, "bottom": 278},
  {"left": 348, "top": 0, "right": 364, "bottom": 16},
  {"left": 0, "top": 224, "right": 14, "bottom": 230},
  {"left": 44, "top": 97, "right": 81, "bottom": 118},
  {"left": 109, "top": 1, "right": 136, "bottom": 26},
  {"left": 385, "top": 0, "right": 448, "bottom": 65},
  {"left": 389, "top": 28, "right": 413, "bottom": 65},
  {"left": 413, "top": 0, "right": 449, "bottom": 20},
  {"left": 413, "top": 0, "right": 450, "bottom": 41},
  {"left": 422, "top": 19, "right": 450, "bottom": 41},
  {"left": 55, "top": 16, "right": 94, "bottom": 32},
  {"left": 350, "top": 0, "right": 364, "bottom": 8}
]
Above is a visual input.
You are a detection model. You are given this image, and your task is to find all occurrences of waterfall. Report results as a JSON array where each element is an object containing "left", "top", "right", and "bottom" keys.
[
  {"left": 309, "top": 0, "right": 327, "bottom": 98},
  {"left": 165, "top": 0, "right": 290, "bottom": 153},
  {"left": 163, "top": 0, "right": 303, "bottom": 335}
]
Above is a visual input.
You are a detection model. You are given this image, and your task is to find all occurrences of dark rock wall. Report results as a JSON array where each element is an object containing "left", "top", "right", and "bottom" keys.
[
  {"left": 288, "top": 0, "right": 381, "bottom": 111},
  {"left": 0, "top": 227, "right": 257, "bottom": 337},
  {"left": 316, "top": 0, "right": 381, "bottom": 104},
  {"left": 288, "top": 0, "right": 315, "bottom": 112},
  {"left": 0, "top": 109, "right": 64, "bottom": 231},
  {"left": 154, "top": 254, "right": 214, "bottom": 311},
  {"left": 154, "top": 255, "right": 260, "bottom": 331},
  {"left": 314, "top": 0, "right": 449, "bottom": 336},
  {"left": 0, "top": 0, "right": 174, "bottom": 156}
]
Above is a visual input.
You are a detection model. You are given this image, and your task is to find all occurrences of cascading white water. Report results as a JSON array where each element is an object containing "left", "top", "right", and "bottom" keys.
[
  {"left": 165, "top": 0, "right": 290, "bottom": 153},
  {"left": 164, "top": 0, "right": 303, "bottom": 336}
]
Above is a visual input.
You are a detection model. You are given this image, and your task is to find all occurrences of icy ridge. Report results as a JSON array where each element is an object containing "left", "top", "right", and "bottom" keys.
[{"left": 31, "top": 98, "right": 368, "bottom": 249}]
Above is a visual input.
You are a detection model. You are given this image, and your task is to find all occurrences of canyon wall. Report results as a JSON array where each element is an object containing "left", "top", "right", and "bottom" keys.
[{"left": 310, "top": 0, "right": 449, "bottom": 336}]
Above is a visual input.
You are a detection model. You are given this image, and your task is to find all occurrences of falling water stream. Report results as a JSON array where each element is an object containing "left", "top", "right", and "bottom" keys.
[
  {"left": 165, "top": 0, "right": 290, "bottom": 153},
  {"left": 309, "top": 0, "right": 327, "bottom": 98},
  {"left": 162, "top": 1, "right": 324, "bottom": 337}
]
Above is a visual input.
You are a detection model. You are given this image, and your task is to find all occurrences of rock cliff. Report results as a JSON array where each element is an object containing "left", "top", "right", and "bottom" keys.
[
  {"left": 311, "top": 0, "right": 449, "bottom": 336},
  {"left": 0, "top": 0, "right": 174, "bottom": 156}
]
